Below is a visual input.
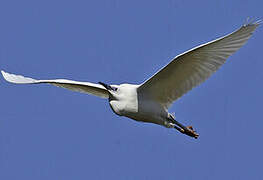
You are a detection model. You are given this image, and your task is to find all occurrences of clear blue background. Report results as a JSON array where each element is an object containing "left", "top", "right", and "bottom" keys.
[{"left": 0, "top": 1, "right": 262, "bottom": 179}]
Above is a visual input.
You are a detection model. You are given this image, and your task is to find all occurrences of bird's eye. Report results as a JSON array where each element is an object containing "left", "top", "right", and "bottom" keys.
[{"left": 112, "top": 87, "right": 118, "bottom": 91}]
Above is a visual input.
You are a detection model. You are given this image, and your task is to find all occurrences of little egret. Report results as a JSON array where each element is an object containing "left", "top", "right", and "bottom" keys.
[{"left": 2, "top": 21, "right": 260, "bottom": 139}]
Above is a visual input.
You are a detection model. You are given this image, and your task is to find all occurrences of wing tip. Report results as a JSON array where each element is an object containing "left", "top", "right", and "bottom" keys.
[
  {"left": 1, "top": 70, "right": 37, "bottom": 84},
  {"left": 1, "top": 70, "right": 6, "bottom": 75},
  {"left": 1, "top": 70, "right": 11, "bottom": 82}
]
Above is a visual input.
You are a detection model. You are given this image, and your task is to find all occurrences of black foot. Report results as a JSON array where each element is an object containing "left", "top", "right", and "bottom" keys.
[
  {"left": 168, "top": 114, "right": 199, "bottom": 139},
  {"left": 181, "top": 126, "right": 199, "bottom": 139}
]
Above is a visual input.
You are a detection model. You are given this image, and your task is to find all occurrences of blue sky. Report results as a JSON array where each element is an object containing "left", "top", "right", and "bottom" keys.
[{"left": 0, "top": 0, "right": 262, "bottom": 179}]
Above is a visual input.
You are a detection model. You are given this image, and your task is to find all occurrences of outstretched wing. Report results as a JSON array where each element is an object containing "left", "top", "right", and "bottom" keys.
[
  {"left": 138, "top": 21, "right": 260, "bottom": 109},
  {"left": 1, "top": 70, "right": 109, "bottom": 98}
]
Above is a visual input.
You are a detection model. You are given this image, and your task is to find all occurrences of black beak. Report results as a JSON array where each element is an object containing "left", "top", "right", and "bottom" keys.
[{"left": 99, "top": 82, "right": 113, "bottom": 91}]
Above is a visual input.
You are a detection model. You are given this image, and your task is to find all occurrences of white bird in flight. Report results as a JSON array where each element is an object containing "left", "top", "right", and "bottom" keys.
[{"left": 2, "top": 21, "right": 260, "bottom": 139}]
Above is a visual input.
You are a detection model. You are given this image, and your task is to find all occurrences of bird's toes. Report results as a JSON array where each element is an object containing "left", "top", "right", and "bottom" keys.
[
  {"left": 187, "top": 126, "right": 193, "bottom": 130},
  {"left": 186, "top": 126, "right": 199, "bottom": 139}
]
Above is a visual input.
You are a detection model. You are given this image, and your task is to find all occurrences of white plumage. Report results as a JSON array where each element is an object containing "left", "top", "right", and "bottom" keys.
[
  {"left": 2, "top": 21, "right": 260, "bottom": 138},
  {"left": 1, "top": 70, "right": 108, "bottom": 98}
]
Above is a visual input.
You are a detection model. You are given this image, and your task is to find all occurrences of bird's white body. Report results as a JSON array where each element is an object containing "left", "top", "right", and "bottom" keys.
[
  {"left": 108, "top": 84, "right": 139, "bottom": 117},
  {"left": 1, "top": 20, "right": 260, "bottom": 138},
  {"left": 109, "top": 84, "right": 170, "bottom": 127}
]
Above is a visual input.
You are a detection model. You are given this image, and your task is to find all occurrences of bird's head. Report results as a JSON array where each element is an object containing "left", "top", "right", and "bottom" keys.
[
  {"left": 99, "top": 82, "right": 120, "bottom": 100},
  {"left": 99, "top": 82, "right": 138, "bottom": 101}
]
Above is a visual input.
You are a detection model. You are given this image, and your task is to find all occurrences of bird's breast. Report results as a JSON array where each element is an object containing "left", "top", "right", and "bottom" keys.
[{"left": 109, "top": 99, "right": 138, "bottom": 116}]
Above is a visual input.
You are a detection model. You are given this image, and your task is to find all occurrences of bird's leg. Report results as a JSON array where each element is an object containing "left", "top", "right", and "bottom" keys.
[
  {"left": 173, "top": 125, "right": 185, "bottom": 133},
  {"left": 174, "top": 121, "right": 199, "bottom": 139},
  {"left": 168, "top": 114, "right": 199, "bottom": 139}
]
